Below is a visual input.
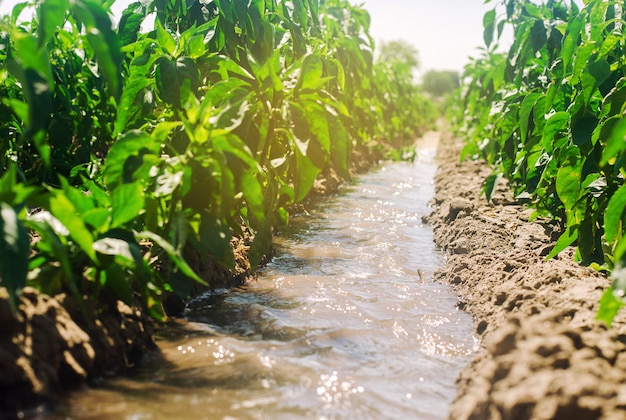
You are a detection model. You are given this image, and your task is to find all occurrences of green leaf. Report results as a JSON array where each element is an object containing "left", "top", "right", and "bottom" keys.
[
  {"left": 545, "top": 224, "right": 578, "bottom": 260},
  {"left": 105, "top": 130, "right": 161, "bottom": 189},
  {"left": 541, "top": 111, "right": 569, "bottom": 148},
  {"left": 556, "top": 155, "right": 582, "bottom": 211},
  {"left": 481, "top": 173, "right": 501, "bottom": 202},
  {"left": 562, "top": 14, "right": 583, "bottom": 73},
  {"left": 302, "top": 100, "right": 330, "bottom": 153},
  {"left": 5, "top": 53, "right": 54, "bottom": 142},
  {"left": 571, "top": 116, "right": 598, "bottom": 148},
  {"left": 111, "top": 182, "right": 144, "bottom": 228},
  {"left": 155, "top": 18, "right": 176, "bottom": 56},
  {"left": 118, "top": 11, "right": 144, "bottom": 46},
  {"left": 82, "top": 208, "right": 111, "bottom": 232},
  {"left": 597, "top": 287, "right": 625, "bottom": 328},
  {"left": 297, "top": 54, "right": 325, "bottom": 91},
  {"left": 71, "top": 0, "right": 124, "bottom": 99},
  {"left": 605, "top": 186, "right": 626, "bottom": 243},
  {"left": 483, "top": 9, "right": 496, "bottom": 47},
  {"left": 199, "top": 212, "right": 235, "bottom": 269},
  {"left": 519, "top": 92, "right": 542, "bottom": 144},
  {"left": 114, "top": 77, "right": 155, "bottom": 135},
  {"left": 0, "top": 203, "right": 29, "bottom": 315},
  {"left": 48, "top": 191, "right": 97, "bottom": 262},
  {"left": 38, "top": 0, "right": 70, "bottom": 46},
  {"left": 530, "top": 19, "right": 547, "bottom": 52},
  {"left": 294, "top": 141, "right": 322, "bottom": 202},
  {"left": 155, "top": 57, "right": 181, "bottom": 108},
  {"left": 241, "top": 169, "right": 265, "bottom": 223},
  {"left": 328, "top": 116, "right": 350, "bottom": 179},
  {"left": 602, "top": 118, "right": 626, "bottom": 165}
]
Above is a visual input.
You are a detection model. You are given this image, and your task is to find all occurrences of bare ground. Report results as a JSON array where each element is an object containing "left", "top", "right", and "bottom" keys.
[{"left": 427, "top": 131, "right": 626, "bottom": 419}]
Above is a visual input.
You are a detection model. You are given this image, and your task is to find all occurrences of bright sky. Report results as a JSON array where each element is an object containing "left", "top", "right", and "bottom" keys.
[
  {"left": 0, "top": 0, "right": 584, "bottom": 74},
  {"left": 361, "top": 0, "right": 498, "bottom": 74}
]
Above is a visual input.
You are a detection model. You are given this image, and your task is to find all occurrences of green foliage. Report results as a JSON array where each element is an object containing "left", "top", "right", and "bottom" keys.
[
  {"left": 422, "top": 70, "right": 460, "bottom": 98},
  {"left": 0, "top": 0, "right": 434, "bottom": 319},
  {"left": 451, "top": 0, "right": 626, "bottom": 326}
]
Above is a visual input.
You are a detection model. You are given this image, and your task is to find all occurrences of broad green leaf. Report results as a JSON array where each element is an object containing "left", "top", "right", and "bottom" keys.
[
  {"left": 72, "top": 0, "right": 124, "bottom": 99},
  {"left": 199, "top": 213, "right": 235, "bottom": 268},
  {"left": 530, "top": 19, "right": 547, "bottom": 52},
  {"left": 241, "top": 169, "right": 265, "bottom": 222},
  {"left": 605, "top": 186, "right": 626, "bottom": 243},
  {"left": 519, "top": 92, "right": 542, "bottom": 144},
  {"left": 297, "top": 54, "right": 325, "bottom": 91},
  {"left": 481, "top": 173, "right": 501, "bottom": 202},
  {"left": 556, "top": 157, "right": 582, "bottom": 211},
  {"left": 105, "top": 130, "right": 161, "bottom": 189},
  {"left": 9, "top": 32, "right": 53, "bottom": 83},
  {"left": 545, "top": 224, "right": 578, "bottom": 260},
  {"left": 114, "top": 77, "right": 155, "bottom": 135},
  {"left": 597, "top": 286, "right": 625, "bottom": 328},
  {"left": 571, "top": 42, "right": 595, "bottom": 85},
  {"left": 302, "top": 100, "right": 330, "bottom": 153},
  {"left": 571, "top": 116, "right": 598, "bottom": 148},
  {"left": 602, "top": 118, "right": 626, "bottom": 165},
  {"left": 294, "top": 142, "right": 322, "bottom": 202},
  {"left": 561, "top": 10, "right": 583, "bottom": 72},
  {"left": 82, "top": 208, "right": 111, "bottom": 232},
  {"left": 38, "top": 0, "right": 70, "bottom": 46},
  {"left": 155, "top": 57, "right": 181, "bottom": 108},
  {"left": 155, "top": 18, "right": 177, "bottom": 56},
  {"left": 118, "top": 11, "right": 144, "bottom": 46},
  {"left": 328, "top": 116, "right": 350, "bottom": 179},
  {"left": 483, "top": 9, "right": 496, "bottom": 47},
  {"left": 111, "top": 182, "right": 144, "bottom": 228},
  {"left": 48, "top": 191, "right": 97, "bottom": 262},
  {"left": 0, "top": 203, "right": 29, "bottom": 315},
  {"left": 599, "top": 32, "right": 621, "bottom": 57},
  {"left": 5, "top": 48, "right": 53, "bottom": 143},
  {"left": 541, "top": 112, "right": 569, "bottom": 149}
]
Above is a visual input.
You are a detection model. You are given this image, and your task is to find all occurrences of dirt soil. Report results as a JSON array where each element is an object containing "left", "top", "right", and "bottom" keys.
[
  {"left": 427, "top": 131, "right": 626, "bottom": 420},
  {"left": 0, "top": 287, "right": 154, "bottom": 417}
]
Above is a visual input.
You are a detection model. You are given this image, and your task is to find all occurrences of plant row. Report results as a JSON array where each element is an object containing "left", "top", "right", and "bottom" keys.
[
  {"left": 449, "top": 0, "right": 626, "bottom": 325},
  {"left": 0, "top": 0, "right": 435, "bottom": 320}
]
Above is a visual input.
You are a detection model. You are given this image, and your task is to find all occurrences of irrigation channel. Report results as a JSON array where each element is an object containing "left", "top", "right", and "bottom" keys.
[{"left": 51, "top": 133, "right": 477, "bottom": 419}]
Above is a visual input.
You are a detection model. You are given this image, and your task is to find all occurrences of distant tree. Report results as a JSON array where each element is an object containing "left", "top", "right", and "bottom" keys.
[
  {"left": 421, "top": 70, "right": 460, "bottom": 97},
  {"left": 376, "top": 40, "right": 420, "bottom": 77}
]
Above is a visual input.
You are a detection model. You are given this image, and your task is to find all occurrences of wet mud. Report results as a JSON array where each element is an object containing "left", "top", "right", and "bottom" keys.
[{"left": 427, "top": 131, "right": 626, "bottom": 419}]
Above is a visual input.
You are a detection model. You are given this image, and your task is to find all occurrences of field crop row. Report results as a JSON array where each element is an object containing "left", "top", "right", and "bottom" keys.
[{"left": 0, "top": 0, "right": 435, "bottom": 319}]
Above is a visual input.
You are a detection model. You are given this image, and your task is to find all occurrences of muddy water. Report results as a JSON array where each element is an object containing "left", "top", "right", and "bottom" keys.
[{"left": 51, "top": 143, "right": 477, "bottom": 419}]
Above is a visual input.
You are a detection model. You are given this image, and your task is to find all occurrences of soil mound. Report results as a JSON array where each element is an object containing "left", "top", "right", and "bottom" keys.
[
  {"left": 428, "top": 132, "right": 626, "bottom": 419},
  {"left": 0, "top": 287, "right": 154, "bottom": 416}
]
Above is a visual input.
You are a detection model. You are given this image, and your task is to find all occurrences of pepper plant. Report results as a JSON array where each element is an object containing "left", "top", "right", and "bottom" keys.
[{"left": 0, "top": 0, "right": 435, "bottom": 320}]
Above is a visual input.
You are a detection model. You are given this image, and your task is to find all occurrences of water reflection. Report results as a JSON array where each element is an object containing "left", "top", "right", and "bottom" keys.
[{"left": 49, "top": 147, "right": 477, "bottom": 420}]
